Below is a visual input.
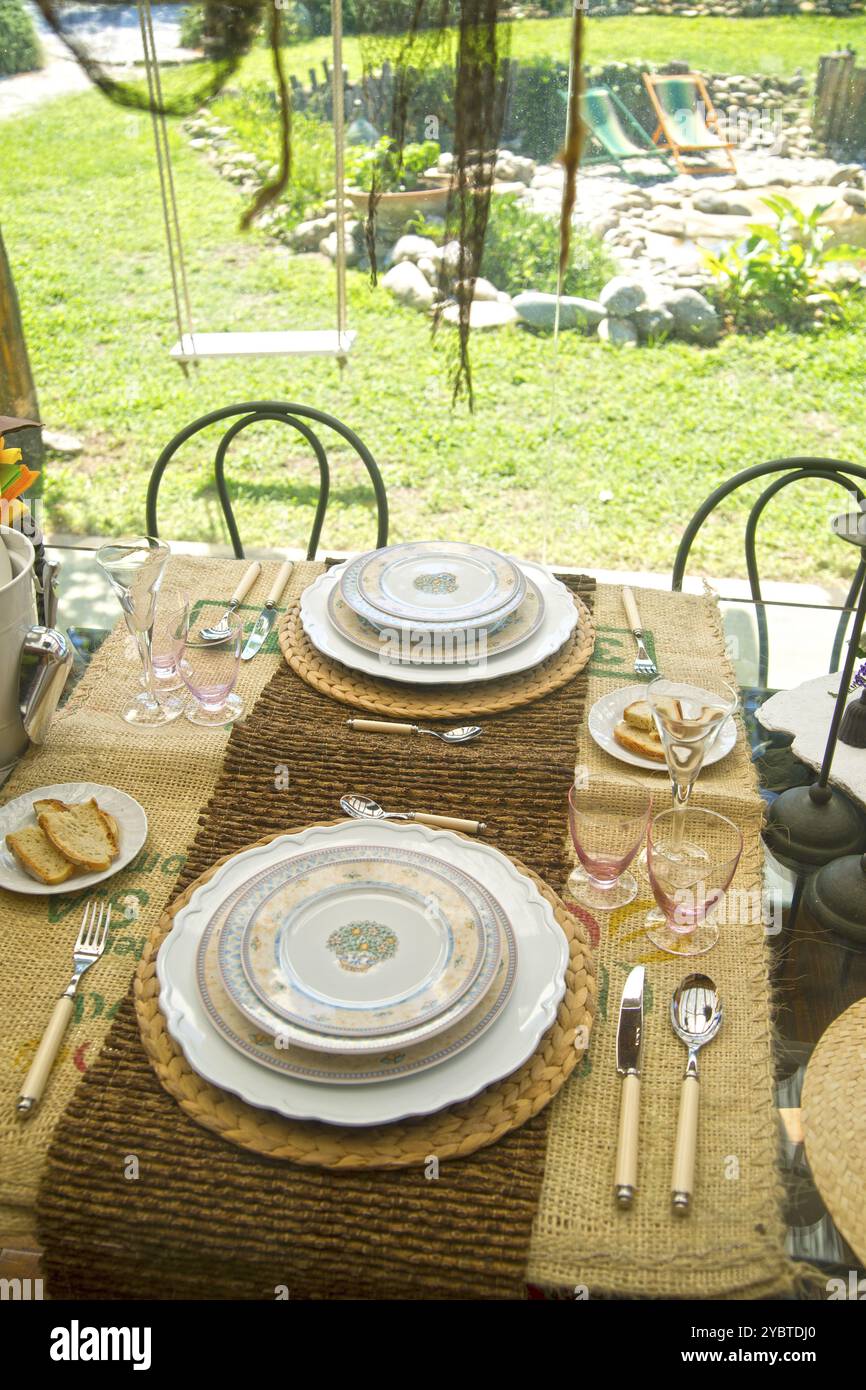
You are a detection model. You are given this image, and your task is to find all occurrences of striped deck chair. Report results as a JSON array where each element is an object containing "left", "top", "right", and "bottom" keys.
[
  {"left": 579, "top": 86, "right": 675, "bottom": 181},
  {"left": 643, "top": 72, "right": 737, "bottom": 176}
]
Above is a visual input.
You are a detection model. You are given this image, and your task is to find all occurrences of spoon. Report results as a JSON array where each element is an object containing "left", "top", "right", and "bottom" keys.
[
  {"left": 340, "top": 793, "right": 486, "bottom": 835},
  {"left": 670, "top": 973, "right": 723, "bottom": 1216},
  {"left": 193, "top": 562, "right": 261, "bottom": 646},
  {"left": 345, "top": 718, "right": 482, "bottom": 744}
]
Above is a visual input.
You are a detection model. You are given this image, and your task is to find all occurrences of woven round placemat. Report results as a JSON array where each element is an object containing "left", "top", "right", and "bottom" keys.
[
  {"left": 278, "top": 593, "right": 595, "bottom": 718},
  {"left": 801, "top": 997, "right": 866, "bottom": 1264},
  {"left": 134, "top": 826, "right": 595, "bottom": 1170}
]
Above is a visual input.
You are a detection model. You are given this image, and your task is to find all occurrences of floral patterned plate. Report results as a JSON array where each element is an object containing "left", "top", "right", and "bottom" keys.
[
  {"left": 326, "top": 572, "right": 545, "bottom": 667},
  {"left": 340, "top": 542, "right": 526, "bottom": 628},
  {"left": 196, "top": 887, "right": 515, "bottom": 1084},
  {"left": 218, "top": 844, "right": 502, "bottom": 1051}
]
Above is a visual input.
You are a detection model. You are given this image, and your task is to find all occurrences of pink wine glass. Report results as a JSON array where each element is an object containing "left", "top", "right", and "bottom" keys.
[
  {"left": 567, "top": 780, "right": 652, "bottom": 912},
  {"left": 175, "top": 602, "right": 245, "bottom": 728},
  {"left": 646, "top": 805, "right": 742, "bottom": 956}
]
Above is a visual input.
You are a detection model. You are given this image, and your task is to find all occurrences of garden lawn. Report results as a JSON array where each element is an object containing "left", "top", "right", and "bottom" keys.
[
  {"left": 231, "top": 15, "right": 866, "bottom": 86},
  {"left": 1, "top": 88, "right": 864, "bottom": 582}
]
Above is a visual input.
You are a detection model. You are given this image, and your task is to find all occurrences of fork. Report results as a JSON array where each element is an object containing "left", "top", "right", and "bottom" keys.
[
  {"left": 622, "top": 586, "right": 658, "bottom": 678},
  {"left": 17, "top": 900, "right": 111, "bottom": 1117}
]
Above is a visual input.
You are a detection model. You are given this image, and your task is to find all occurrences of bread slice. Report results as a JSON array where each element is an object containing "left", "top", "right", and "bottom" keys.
[
  {"left": 613, "top": 721, "right": 667, "bottom": 762},
  {"left": 37, "top": 798, "right": 116, "bottom": 872},
  {"left": 7, "top": 825, "right": 75, "bottom": 884},
  {"left": 622, "top": 699, "right": 655, "bottom": 732}
]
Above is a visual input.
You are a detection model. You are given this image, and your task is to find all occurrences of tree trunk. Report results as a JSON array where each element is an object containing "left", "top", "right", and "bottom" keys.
[{"left": 0, "top": 222, "right": 43, "bottom": 483}]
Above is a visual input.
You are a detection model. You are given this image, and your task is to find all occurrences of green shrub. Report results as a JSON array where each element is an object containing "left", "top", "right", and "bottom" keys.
[
  {"left": 211, "top": 84, "right": 336, "bottom": 225},
  {"left": 0, "top": 0, "right": 40, "bottom": 77},
  {"left": 345, "top": 137, "right": 440, "bottom": 193},
  {"left": 704, "top": 195, "right": 863, "bottom": 332},
  {"left": 481, "top": 195, "right": 614, "bottom": 298}
]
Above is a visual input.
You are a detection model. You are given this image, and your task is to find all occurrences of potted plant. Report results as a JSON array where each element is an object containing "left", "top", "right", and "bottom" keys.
[{"left": 346, "top": 138, "right": 449, "bottom": 236}]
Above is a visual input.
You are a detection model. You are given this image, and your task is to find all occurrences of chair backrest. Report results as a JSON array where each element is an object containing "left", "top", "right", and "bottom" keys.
[
  {"left": 581, "top": 87, "right": 648, "bottom": 159},
  {"left": 672, "top": 457, "right": 866, "bottom": 686},
  {"left": 644, "top": 73, "right": 718, "bottom": 147},
  {"left": 145, "top": 401, "right": 388, "bottom": 560}
]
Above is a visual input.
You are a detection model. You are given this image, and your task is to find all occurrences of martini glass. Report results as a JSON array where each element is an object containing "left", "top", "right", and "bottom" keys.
[
  {"left": 96, "top": 537, "right": 185, "bottom": 727},
  {"left": 646, "top": 676, "right": 738, "bottom": 861},
  {"left": 645, "top": 806, "right": 742, "bottom": 956}
]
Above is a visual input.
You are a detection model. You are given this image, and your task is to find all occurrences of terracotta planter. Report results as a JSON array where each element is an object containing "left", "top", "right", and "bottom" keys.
[{"left": 347, "top": 185, "right": 450, "bottom": 236}]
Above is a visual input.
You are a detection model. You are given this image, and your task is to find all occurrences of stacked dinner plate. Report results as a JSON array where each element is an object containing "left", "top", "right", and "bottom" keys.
[
  {"left": 157, "top": 819, "right": 568, "bottom": 1126},
  {"left": 299, "top": 541, "right": 579, "bottom": 685}
]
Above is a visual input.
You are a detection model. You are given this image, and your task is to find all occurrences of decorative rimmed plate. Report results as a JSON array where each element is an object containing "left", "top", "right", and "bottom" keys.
[
  {"left": 158, "top": 819, "right": 566, "bottom": 1126},
  {"left": 197, "top": 886, "right": 515, "bottom": 1085},
  {"left": 588, "top": 684, "right": 737, "bottom": 772},
  {"left": 341, "top": 542, "right": 526, "bottom": 628},
  {"left": 0, "top": 781, "right": 148, "bottom": 897},
  {"left": 327, "top": 573, "right": 546, "bottom": 667},
  {"left": 233, "top": 846, "right": 495, "bottom": 1038},
  {"left": 218, "top": 845, "right": 503, "bottom": 1054},
  {"left": 302, "top": 560, "right": 578, "bottom": 686}
]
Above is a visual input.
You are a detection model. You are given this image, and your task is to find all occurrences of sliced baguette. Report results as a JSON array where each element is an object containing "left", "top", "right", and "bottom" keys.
[
  {"left": 613, "top": 721, "right": 667, "bottom": 762},
  {"left": 37, "top": 798, "right": 116, "bottom": 872},
  {"left": 622, "top": 699, "right": 655, "bottom": 732},
  {"left": 7, "top": 825, "right": 75, "bottom": 884}
]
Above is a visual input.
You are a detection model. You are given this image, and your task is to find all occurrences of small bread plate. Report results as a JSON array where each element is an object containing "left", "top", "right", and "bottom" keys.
[
  {"left": 588, "top": 685, "right": 738, "bottom": 772},
  {"left": 0, "top": 781, "right": 148, "bottom": 896}
]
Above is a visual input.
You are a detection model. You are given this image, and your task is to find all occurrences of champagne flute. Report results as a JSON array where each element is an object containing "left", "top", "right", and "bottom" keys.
[
  {"left": 95, "top": 537, "right": 185, "bottom": 727},
  {"left": 646, "top": 676, "right": 738, "bottom": 860},
  {"left": 645, "top": 806, "right": 742, "bottom": 956}
]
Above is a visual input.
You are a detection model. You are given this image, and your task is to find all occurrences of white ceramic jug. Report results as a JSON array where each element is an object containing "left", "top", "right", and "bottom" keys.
[{"left": 0, "top": 524, "right": 72, "bottom": 770}]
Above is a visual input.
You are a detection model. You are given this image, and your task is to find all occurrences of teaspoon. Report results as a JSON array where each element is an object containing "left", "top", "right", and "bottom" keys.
[
  {"left": 345, "top": 718, "right": 481, "bottom": 744},
  {"left": 670, "top": 973, "right": 723, "bottom": 1215}
]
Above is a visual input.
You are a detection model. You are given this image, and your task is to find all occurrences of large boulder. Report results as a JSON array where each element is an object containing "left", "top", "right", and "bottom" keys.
[
  {"left": 661, "top": 288, "right": 722, "bottom": 345},
  {"left": 691, "top": 191, "right": 752, "bottom": 216},
  {"left": 441, "top": 300, "right": 518, "bottom": 329},
  {"left": 597, "top": 317, "right": 638, "bottom": 348},
  {"left": 513, "top": 291, "right": 605, "bottom": 332},
  {"left": 390, "top": 234, "right": 440, "bottom": 265},
  {"left": 632, "top": 304, "right": 675, "bottom": 343},
  {"left": 319, "top": 230, "right": 360, "bottom": 266},
  {"left": 292, "top": 215, "right": 334, "bottom": 251},
  {"left": 494, "top": 151, "right": 536, "bottom": 185},
  {"left": 599, "top": 276, "right": 646, "bottom": 317},
  {"left": 381, "top": 260, "right": 437, "bottom": 310}
]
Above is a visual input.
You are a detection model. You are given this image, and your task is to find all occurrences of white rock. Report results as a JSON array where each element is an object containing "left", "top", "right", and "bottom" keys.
[
  {"left": 440, "top": 300, "right": 518, "bottom": 329},
  {"left": 382, "top": 260, "right": 437, "bottom": 310},
  {"left": 599, "top": 276, "right": 646, "bottom": 316},
  {"left": 597, "top": 318, "right": 638, "bottom": 347},
  {"left": 390, "top": 234, "right": 440, "bottom": 265}
]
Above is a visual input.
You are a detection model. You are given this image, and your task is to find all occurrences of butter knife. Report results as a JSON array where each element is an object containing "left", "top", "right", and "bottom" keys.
[
  {"left": 614, "top": 965, "right": 646, "bottom": 1210},
  {"left": 240, "top": 560, "right": 294, "bottom": 661}
]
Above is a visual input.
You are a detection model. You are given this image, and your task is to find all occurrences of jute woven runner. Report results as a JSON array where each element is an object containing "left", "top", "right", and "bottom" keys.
[
  {"left": 0, "top": 555, "right": 317, "bottom": 1236},
  {"left": 37, "top": 579, "right": 598, "bottom": 1299},
  {"left": 527, "top": 583, "right": 792, "bottom": 1299}
]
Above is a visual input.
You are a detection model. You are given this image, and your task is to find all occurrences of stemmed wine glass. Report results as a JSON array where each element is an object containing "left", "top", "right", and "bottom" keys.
[
  {"left": 174, "top": 600, "right": 245, "bottom": 727},
  {"left": 567, "top": 779, "right": 652, "bottom": 912},
  {"left": 646, "top": 675, "right": 738, "bottom": 861},
  {"left": 645, "top": 805, "right": 742, "bottom": 956},
  {"left": 96, "top": 537, "right": 185, "bottom": 727}
]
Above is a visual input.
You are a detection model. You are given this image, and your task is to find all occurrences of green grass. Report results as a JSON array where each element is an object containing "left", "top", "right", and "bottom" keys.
[
  {"left": 2, "top": 86, "right": 865, "bottom": 584},
  {"left": 229, "top": 14, "right": 866, "bottom": 86}
]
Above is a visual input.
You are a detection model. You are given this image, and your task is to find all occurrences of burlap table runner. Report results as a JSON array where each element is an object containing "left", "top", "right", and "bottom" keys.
[
  {"left": 36, "top": 578, "right": 599, "bottom": 1299},
  {"left": 0, "top": 555, "right": 317, "bottom": 1237},
  {"left": 527, "top": 583, "right": 792, "bottom": 1298}
]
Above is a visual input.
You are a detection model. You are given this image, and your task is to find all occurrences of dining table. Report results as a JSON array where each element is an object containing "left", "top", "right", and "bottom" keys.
[{"left": 1, "top": 547, "right": 863, "bottom": 1302}]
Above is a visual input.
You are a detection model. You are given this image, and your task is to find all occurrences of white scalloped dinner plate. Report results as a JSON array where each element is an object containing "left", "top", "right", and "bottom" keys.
[
  {"left": 158, "top": 820, "right": 568, "bottom": 1126},
  {"left": 301, "top": 560, "right": 578, "bottom": 686},
  {"left": 588, "top": 685, "right": 738, "bottom": 772}
]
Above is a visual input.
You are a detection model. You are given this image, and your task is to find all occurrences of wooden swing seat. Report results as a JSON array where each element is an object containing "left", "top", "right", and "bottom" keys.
[{"left": 169, "top": 330, "right": 357, "bottom": 363}]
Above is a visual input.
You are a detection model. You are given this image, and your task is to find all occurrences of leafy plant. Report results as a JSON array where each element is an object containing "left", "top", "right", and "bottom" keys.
[
  {"left": 210, "top": 86, "right": 336, "bottom": 226},
  {"left": 345, "top": 138, "right": 441, "bottom": 194},
  {"left": 0, "top": 0, "right": 40, "bottom": 77},
  {"left": 480, "top": 195, "right": 613, "bottom": 298},
  {"left": 703, "top": 195, "right": 863, "bottom": 332}
]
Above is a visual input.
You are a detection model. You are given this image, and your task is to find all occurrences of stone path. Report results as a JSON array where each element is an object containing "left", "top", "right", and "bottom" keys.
[{"left": 0, "top": 3, "right": 191, "bottom": 121}]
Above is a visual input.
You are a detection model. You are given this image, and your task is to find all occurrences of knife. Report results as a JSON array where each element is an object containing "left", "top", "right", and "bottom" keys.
[
  {"left": 240, "top": 560, "right": 294, "bottom": 661},
  {"left": 614, "top": 964, "right": 646, "bottom": 1210}
]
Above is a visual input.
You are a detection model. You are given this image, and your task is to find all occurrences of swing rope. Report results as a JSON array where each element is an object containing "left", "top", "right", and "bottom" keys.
[{"left": 138, "top": 0, "right": 196, "bottom": 364}]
